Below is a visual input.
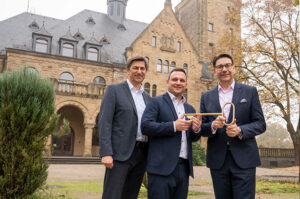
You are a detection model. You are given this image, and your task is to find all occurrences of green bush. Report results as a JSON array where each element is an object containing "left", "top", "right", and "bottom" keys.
[
  {"left": 192, "top": 141, "right": 206, "bottom": 166},
  {"left": 0, "top": 69, "right": 58, "bottom": 198}
]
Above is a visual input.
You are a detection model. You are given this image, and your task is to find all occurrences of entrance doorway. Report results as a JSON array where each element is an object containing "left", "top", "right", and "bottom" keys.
[{"left": 52, "top": 128, "right": 74, "bottom": 156}]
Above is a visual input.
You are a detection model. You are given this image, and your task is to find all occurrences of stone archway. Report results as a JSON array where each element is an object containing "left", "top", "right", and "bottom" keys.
[{"left": 54, "top": 105, "right": 85, "bottom": 156}]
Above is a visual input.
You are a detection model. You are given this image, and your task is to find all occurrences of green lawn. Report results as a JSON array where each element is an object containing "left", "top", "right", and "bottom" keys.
[
  {"left": 30, "top": 178, "right": 298, "bottom": 199},
  {"left": 256, "top": 179, "right": 299, "bottom": 194}
]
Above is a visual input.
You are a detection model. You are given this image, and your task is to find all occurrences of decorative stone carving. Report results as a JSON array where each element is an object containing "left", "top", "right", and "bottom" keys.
[{"left": 160, "top": 34, "right": 176, "bottom": 53}]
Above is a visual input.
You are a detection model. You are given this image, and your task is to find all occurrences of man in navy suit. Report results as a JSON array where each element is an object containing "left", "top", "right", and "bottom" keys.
[
  {"left": 141, "top": 68, "right": 201, "bottom": 199},
  {"left": 200, "top": 54, "right": 266, "bottom": 199}
]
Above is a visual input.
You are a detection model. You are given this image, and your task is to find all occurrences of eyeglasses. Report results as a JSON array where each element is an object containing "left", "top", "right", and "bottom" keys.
[{"left": 215, "top": 63, "right": 233, "bottom": 71}]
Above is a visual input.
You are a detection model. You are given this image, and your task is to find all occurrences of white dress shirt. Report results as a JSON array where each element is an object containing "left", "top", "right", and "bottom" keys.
[
  {"left": 167, "top": 92, "right": 188, "bottom": 159},
  {"left": 212, "top": 80, "right": 235, "bottom": 134},
  {"left": 127, "top": 80, "right": 148, "bottom": 142}
]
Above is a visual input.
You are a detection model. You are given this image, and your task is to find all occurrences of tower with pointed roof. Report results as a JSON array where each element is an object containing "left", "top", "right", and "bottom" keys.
[{"left": 107, "top": 0, "right": 128, "bottom": 24}]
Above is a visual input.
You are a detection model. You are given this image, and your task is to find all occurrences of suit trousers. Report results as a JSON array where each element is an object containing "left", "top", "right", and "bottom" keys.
[
  {"left": 102, "top": 143, "right": 147, "bottom": 199},
  {"left": 210, "top": 149, "right": 256, "bottom": 199},
  {"left": 148, "top": 159, "right": 189, "bottom": 199}
]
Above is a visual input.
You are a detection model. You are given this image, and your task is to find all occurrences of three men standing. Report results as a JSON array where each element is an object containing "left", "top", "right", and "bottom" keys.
[
  {"left": 141, "top": 68, "right": 201, "bottom": 199},
  {"left": 98, "top": 56, "right": 150, "bottom": 199},
  {"left": 99, "top": 53, "right": 266, "bottom": 199},
  {"left": 200, "top": 54, "right": 266, "bottom": 199}
]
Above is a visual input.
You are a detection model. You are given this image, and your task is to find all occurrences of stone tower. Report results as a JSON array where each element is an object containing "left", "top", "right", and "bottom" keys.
[
  {"left": 175, "top": 0, "right": 241, "bottom": 62},
  {"left": 107, "top": 0, "right": 128, "bottom": 24}
]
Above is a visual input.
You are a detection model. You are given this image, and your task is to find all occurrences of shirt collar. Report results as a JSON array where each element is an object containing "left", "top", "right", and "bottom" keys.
[
  {"left": 127, "top": 79, "right": 144, "bottom": 93},
  {"left": 167, "top": 91, "right": 186, "bottom": 103},
  {"left": 218, "top": 80, "right": 235, "bottom": 92}
]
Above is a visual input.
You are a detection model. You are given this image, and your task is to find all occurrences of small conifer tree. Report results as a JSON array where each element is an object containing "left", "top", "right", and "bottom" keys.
[{"left": 0, "top": 69, "right": 59, "bottom": 198}]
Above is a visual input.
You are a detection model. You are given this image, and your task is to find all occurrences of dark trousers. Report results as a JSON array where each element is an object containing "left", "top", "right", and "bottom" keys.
[
  {"left": 210, "top": 150, "right": 256, "bottom": 199},
  {"left": 102, "top": 143, "right": 147, "bottom": 199},
  {"left": 147, "top": 160, "right": 189, "bottom": 199}
]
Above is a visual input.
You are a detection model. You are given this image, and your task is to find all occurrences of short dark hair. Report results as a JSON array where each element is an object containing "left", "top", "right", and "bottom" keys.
[
  {"left": 126, "top": 56, "right": 148, "bottom": 71},
  {"left": 168, "top": 68, "right": 187, "bottom": 80},
  {"left": 212, "top": 54, "right": 234, "bottom": 67}
]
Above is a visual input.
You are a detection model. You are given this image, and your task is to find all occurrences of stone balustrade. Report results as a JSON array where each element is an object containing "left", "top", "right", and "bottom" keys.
[{"left": 52, "top": 79, "right": 105, "bottom": 99}]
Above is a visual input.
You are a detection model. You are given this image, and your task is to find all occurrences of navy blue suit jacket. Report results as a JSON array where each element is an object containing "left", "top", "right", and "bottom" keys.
[
  {"left": 200, "top": 82, "right": 266, "bottom": 169},
  {"left": 141, "top": 93, "right": 201, "bottom": 177}
]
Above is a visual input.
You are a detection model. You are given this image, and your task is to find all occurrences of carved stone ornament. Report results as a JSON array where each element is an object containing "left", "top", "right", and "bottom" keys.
[{"left": 160, "top": 34, "right": 176, "bottom": 53}]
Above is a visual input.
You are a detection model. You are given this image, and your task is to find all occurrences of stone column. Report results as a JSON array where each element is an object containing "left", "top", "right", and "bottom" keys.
[{"left": 83, "top": 123, "right": 95, "bottom": 157}]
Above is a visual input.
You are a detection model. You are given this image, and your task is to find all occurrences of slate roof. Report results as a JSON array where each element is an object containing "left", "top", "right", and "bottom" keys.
[{"left": 0, "top": 10, "right": 148, "bottom": 64}]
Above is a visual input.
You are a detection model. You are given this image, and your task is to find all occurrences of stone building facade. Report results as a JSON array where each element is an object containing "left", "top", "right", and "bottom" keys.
[
  {"left": 0, "top": 0, "right": 240, "bottom": 157},
  {"left": 175, "top": 0, "right": 241, "bottom": 62}
]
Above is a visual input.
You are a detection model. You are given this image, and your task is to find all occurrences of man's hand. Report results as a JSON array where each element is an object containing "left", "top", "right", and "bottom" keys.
[
  {"left": 101, "top": 155, "right": 114, "bottom": 169},
  {"left": 192, "top": 115, "right": 202, "bottom": 132},
  {"left": 212, "top": 115, "right": 226, "bottom": 130},
  {"left": 175, "top": 114, "right": 192, "bottom": 131},
  {"left": 226, "top": 119, "right": 241, "bottom": 137}
]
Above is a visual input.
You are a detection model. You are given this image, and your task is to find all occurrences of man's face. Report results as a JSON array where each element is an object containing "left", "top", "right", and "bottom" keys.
[
  {"left": 167, "top": 71, "right": 187, "bottom": 97},
  {"left": 213, "top": 57, "right": 235, "bottom": 84},
  {"left": 126, "top": 60, "right": 147, "bottom": 85}
]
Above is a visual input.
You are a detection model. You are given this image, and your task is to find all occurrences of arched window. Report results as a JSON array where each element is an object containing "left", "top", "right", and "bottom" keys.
[
  {"left": 87, "top": 47, "right": 98, "bottom": 61},
  {"left": 144, "top": 82, "right": 150, "bottom": 94},
  {"left": 170, "top": 61, "right": 176, "bottom": 71},
  {"left": 59, "top": 72, "right": 74, "bottom": 92},
  {"left": 62, "top": 43, "right": 74, "bottom": 57},
  {"left": 183, "top": 89, "right": 187, "bottom": 101},
  {"left": 26, "top": 67, "right": 38, "bottom": 74},
  {"left": 157, "top": 59, "right": 162, "bottom": 72},
  {"left": 152, "top": 36, "right": 156, "bottom": 47},
  {"left": 183, "top": 63, "right": 188, "bottom": 74},
  {"left": 177, "top": 41, "right": 181, "bottom": 52},
  {"left": 93, "top": 76, "right": 106, "bottom": 86},
  {"left": 152, "top": 84, "right": 157, "bottom": 97},
  {"left": 164, "top": 60, "right": 169, "bottom": 73},
  {"left": 35, "top": 38, "right": 48, "bottom": 53}
]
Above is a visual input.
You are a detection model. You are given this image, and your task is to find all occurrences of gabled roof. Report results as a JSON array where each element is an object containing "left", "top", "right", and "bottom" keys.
[{"left": 0, "top": 10, "right": 148, "bottom": 64}]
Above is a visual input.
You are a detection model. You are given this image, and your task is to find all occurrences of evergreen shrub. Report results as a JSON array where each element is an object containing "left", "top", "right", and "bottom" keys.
[
  {"left": 0, "top": 69, "right": 58, "bottom": 198},
  {"left": 192, "top": 141, "right": 206, "bottom": 166}
]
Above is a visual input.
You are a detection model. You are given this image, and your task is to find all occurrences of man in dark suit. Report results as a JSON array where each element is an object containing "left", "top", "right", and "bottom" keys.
[
  {"left": 200, "top": 53, "right": 266, "bottom": 199},
  {"left": 141, "top": 68, "right": 201, "bottom": 199},
  {"left": 98, "top": 56, "right": 151, "bottom": 199}
]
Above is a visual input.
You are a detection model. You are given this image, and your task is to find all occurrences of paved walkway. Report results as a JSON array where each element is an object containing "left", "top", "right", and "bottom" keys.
[{"left": 47, "top": 164, "right": 299, "bottom": 199}]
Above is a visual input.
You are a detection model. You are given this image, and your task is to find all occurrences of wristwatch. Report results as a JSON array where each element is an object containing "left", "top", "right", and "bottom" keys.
[{"left": 238, "top": 129, "right": 243, "bottom": 140}]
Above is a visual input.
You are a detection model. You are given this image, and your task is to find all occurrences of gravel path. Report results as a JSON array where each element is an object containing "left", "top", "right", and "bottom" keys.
[{"left": 47, "top": 164, "right": 299, "bottom": 199}]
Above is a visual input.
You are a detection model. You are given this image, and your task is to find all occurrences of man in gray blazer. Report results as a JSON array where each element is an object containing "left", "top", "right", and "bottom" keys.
[{"left": 98, "top": 56, "right": 151, "bottom": 199}]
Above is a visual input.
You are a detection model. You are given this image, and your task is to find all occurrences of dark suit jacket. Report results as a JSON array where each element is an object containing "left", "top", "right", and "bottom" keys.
[
  {"left": 200, "top": 82, "right": 266, "bottom": 169},
  {"left": 141, "top": 92, "right": 201, "bottom": 177},
  {"left": 98, "top": 81, "right": 151, "bottom": 161}
]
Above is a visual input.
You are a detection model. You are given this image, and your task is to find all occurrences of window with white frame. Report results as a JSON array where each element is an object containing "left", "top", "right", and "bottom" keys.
[
  {"left": 163, "top": 60, "right": 169, "bottom": 73},
  {"left": 62, "top": 43, "right": 74, "bottom": 57},
  {"left": 35, "top": 39, "right": 48, "bottom": 53},
  {"left": 157, "top": 59, "right": 162, "bottom": 72},
  {"left": 87, "top": 47, "right": 98, "bottom": 61}
]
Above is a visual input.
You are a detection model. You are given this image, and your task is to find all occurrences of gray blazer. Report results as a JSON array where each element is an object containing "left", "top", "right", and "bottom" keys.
[{"left": 98, "top": 81, "right": 151, "bottom": 161}]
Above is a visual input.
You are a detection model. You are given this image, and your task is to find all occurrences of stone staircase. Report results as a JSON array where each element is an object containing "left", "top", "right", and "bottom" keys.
[{"left": 44, "top": 156, "right": 101, "bottom": 164}]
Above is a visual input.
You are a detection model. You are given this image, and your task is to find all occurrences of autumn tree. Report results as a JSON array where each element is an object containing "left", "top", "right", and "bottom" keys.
[{"left": 217, "top": 0, "right": 299, "bottom": 164}]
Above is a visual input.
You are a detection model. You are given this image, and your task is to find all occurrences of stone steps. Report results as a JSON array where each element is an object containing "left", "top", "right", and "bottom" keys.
[{"left": 44, "top": 156, "right": 101, "bottom": 164}]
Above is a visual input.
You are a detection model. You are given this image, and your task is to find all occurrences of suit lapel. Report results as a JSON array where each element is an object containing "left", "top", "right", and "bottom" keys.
[
  {"left": 163, "top": 93, "right": 178, "bottom": 120},
  {"left": 123, "top": 81, "right": 138, "bottom": 116},
  {"left": 212, "top": 86, "right": 222, "bottom": 113},
  {"left": 142, "top": 92, "right": 150, "bottom": 104}
]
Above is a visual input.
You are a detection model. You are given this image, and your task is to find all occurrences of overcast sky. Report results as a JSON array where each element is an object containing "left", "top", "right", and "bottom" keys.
[{"left": 1, "top": 0, "right": 181, "bottom": 23}]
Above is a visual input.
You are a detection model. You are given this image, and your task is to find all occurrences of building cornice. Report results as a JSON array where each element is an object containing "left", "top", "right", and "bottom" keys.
[{"left": 5, "top": 48, "right": 126, "bottom": 70}]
